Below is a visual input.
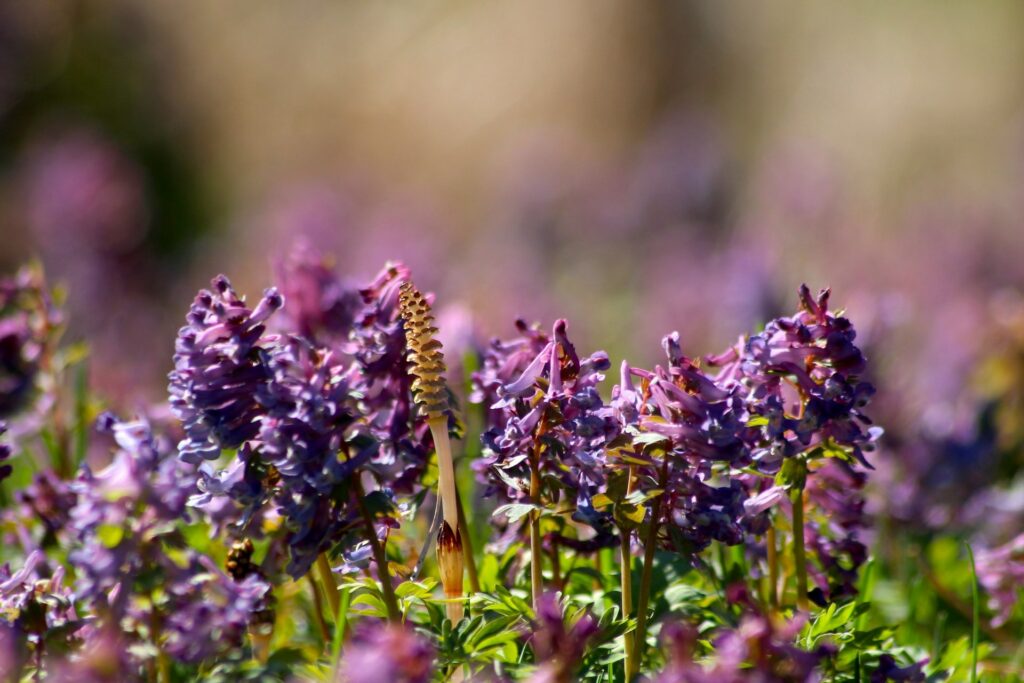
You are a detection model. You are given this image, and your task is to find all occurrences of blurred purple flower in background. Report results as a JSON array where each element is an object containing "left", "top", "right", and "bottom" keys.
[{"left": 339, "top": 620, "right": 435, "bottom": 683}]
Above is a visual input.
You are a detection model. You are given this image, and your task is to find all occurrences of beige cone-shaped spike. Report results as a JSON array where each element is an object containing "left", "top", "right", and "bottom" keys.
[{"left": 399, "top": 281, "right": 464, "bottom": 624}]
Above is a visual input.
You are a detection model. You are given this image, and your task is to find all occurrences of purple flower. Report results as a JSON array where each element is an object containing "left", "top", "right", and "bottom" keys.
[
  {"left": 273, "top": 240, "right": 362, "bottom": 344},
  {"left": 870, "top": 654, "right": 927, "bottom": 682},
  {"left": 611, "top": 336, "right": 749, "bottom": 557},
  {"left": 472, "top": 319, "right": 617, "bottom": 542},
  {"left": 657, "top": 613, "right": 829, "bottom": 683},
  {"left": 975, "top": 532, "right": 1024, "bottom": 627},
  {"left": 340, "top": 620, "right": 435, "bottom": 683},
  {"left": 162, "top": 557, "right": 271, "bottom": 664},
  {"left": 0, "top": 550, "right": 80, "bottom": 657},
  {"left": 168, "top": 275, "right": 283, "bottom": 464},
  {"left": 0, "top": 423, "right": 11, "bottom": 483},
  {"left": 254, "top": 336, "right": 369, "bottom": 576},
  {"left": 711, "top": 285, "right": 879, "bottom": 469},
  {"left": 69, "top": 414, "right": 198, "bottom": 605},
  {"left": 528, "top": 592, "right": 599, "bottom": 683},
  {"left": 0, "top": 265, "right": 60, "bottom": 418}
]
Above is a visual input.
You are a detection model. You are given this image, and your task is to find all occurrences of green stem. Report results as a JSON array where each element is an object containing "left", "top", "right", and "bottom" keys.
[
  {"left": 316, "top": 553, "right": 340, "bottom": 619},
  {"left": 455, "top": 486, "right": 481, "bottom": 594},
  {"left": 307, "top": 573, "right": 331, "bottom": 643},
  {"left": 620, "top": 466, "right": 636, "bottom": 680},
  {"left": 966, "top": 542, "right": 980, "bottom": 683},
  {"left": 792, "top": 487, "right": 809, "bottom": 611},
  {"left": 767, "top": 526, "right": 779, "bottom": 609},
  {"left": 631, "top": 455, "right": 668, "bottom": 678},
  {"left": 354, "top": 478, "right": 402, "bottom": 622},
  {"left": 529, "top": 455, "right": 543, "bottom": 609},
  {"left": 620, "top": 527, "right": 635, "bottom": 680}
]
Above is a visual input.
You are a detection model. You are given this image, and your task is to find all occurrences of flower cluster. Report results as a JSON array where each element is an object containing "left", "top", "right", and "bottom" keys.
[
  {"left": 974, "top": 533, "right": 1024, "bottom": 628},
  {"left": 611, "top": 335, "right": 751, "bottom": 557},
  {"left": 472, "top": 319, "right": 617, "bottom": 542},
  {"left": 340, "top": 620, "right": 435, "bottom": 683},
  {"left": 528, "top": 592, "right": 599, "bottom": 683},
  {"left": 711, "top": 285, "right": 879, "bottom": 472},
  {"left": 656, "top": 614, "right": 831, "bottom": 683},
  {"left": 0, "top": 265, "right": 61, "bottom": 418},
  {"left": 66, "top": 414, "right": 271, "bottom": 668}
]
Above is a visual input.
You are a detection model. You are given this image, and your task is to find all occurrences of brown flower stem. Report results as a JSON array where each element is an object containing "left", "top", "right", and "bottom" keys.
[
  {"left": 354, "top": 477, "right": 402, "bottom": 622},
  {"left": 529, "top": 453, "right": 544, "bottom": 609}
]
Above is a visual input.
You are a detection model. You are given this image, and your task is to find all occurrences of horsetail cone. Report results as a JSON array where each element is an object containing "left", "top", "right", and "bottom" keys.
[
  {"left": 398, "top": 282, "right": 450, "bottom": 420},
  {"left": 398, "top": 281, "right": 464, "bottom": 619}
]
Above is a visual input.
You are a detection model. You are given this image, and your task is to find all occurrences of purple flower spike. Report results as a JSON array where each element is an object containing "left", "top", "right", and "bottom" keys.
[
  {"left": 169, "top": 276, "right": 283, "bottom": 464},
  {"left": 340, "top": 620, "right": 435, "bottom": 683}
]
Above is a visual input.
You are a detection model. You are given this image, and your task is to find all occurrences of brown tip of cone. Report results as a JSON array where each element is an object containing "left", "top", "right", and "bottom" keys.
[{"left": 437, "top": 521, "right": 464, "bottom": 597}]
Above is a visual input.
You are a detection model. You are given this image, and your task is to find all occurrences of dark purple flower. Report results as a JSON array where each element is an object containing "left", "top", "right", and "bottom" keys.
[
  {"left": 0, "top": 423, "right": 11, "bottom": 484},
  {"left": 472, "top": 319, "right": 617, "bottom": 543},
  {"left": 657, "top": 613, "right": 829, "bottom": 683},
  {"left": 0, "top": 265, "right": 60, "bottom": 418},
  {"left": 870, "top": 654, "right": 927, "bottom": 682},
  {"left": 273, "top": 240, "right": 362, "bottom": 344},
  {"left": 340, "top": 620, "right": 435, "bottom": 683},
  {"left": 528, "top": 592, "right": 599, "bottom": 683},
  {"left": 611, "top": 337, "right": 749, "bottom": 558},
  {"left": 711, "top": 285, "right": 880, "bottom": 469},
  {"left": 168, "top": 275, "right": 283, "bottom": 464}
]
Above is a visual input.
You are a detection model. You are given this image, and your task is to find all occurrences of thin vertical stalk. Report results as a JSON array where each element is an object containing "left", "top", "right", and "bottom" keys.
[
  {"left": 620, "top": 466, "right": 636, "bottom": 680},
  {"left": 551, "top": 543, "right": 563, "bottom": 591},
  {"left": 307, "top": 573, "right": 332, "bottom": 643},
  {"left": 767, "top": 526, "right": 779, "bottom": 609},
  {"left": 966, "top": 542, "right": 980, "bottom": 683},
  {"left": 429, "top": 416, "right": 465, "bottom": 624},
  {"left": 455, "top": 486, "right": 480, "bottom": 594},
  {"left": 316, "top": 553, "right": 340, "bottom": 619},
  {"left": 631, "top": 456, "right": 668, "bottom": 678},
  {"left": 792, "top": 487, "right": 809, "bottom": 611},
  {"left": 529, "top": 453, "right": 543, "bottom": 609},
  {"left": 354, "top": 478, "right": 402, "bottom": 622},
  {"left": 620, "top": 529, "right": 635, "bottom": 680}
]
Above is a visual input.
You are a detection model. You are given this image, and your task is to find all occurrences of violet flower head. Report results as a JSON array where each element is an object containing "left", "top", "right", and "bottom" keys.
[
  {"left": 528, "top": 592, "right": 599, "bottom": 683},
  {"left": 69, "top": 414, "right": 198, "bottom": 605},
  {"left": 255, "top": 336, "right": 369, "bottom": 577},
  {"left": 612, "top": 336, "right": 749, "bottom": 557},
  {"left": 713, "top": 285, "right": 880, "bottom": 471},
  {"left": 0, "top": 265, "right": 61, "bottom": 418},
  {"left": 0, "top": 551, "right": 79, "bottom": 654},
  {"left": 657, "top": 613, "right": 829, "bottom": 683},
  {"left": 0, "top": 423, "right": 10, "bottom": 484},
  {"left": 168, "top": 275, "right": 283, "bottom": 464},
  {"left": 974, "top": 532, "right": 1024, "bottom": 628},
  {"left": 162, "top": 557, "right": 272, "bottom": 664},
  {"left": 273, "top": 241, "right": 362, "bottom": 345},
  {"left": 340, "top": 620, "right": 435, "bottom": 683},
  {"left": 474, "top": 319, "right": 616, "bottom": 536}
]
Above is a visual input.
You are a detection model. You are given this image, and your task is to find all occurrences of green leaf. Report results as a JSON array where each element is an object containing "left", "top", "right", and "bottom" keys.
[
  {"left": 96, "top": 523, "right": 124, "bottom": 548},
  {"left": 492, "top": 503, "right": 539, "bottom": 524}
]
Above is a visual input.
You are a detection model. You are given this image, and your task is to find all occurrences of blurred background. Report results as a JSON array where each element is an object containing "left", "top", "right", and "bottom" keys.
[{"left": 3, "top": 1, "right": 1024, "bottom": 539}]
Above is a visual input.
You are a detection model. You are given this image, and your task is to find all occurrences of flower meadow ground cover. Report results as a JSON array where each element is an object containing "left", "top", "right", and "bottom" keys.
[{"left": 0, "top": 252, "right": 1020, "bottom": 683}]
